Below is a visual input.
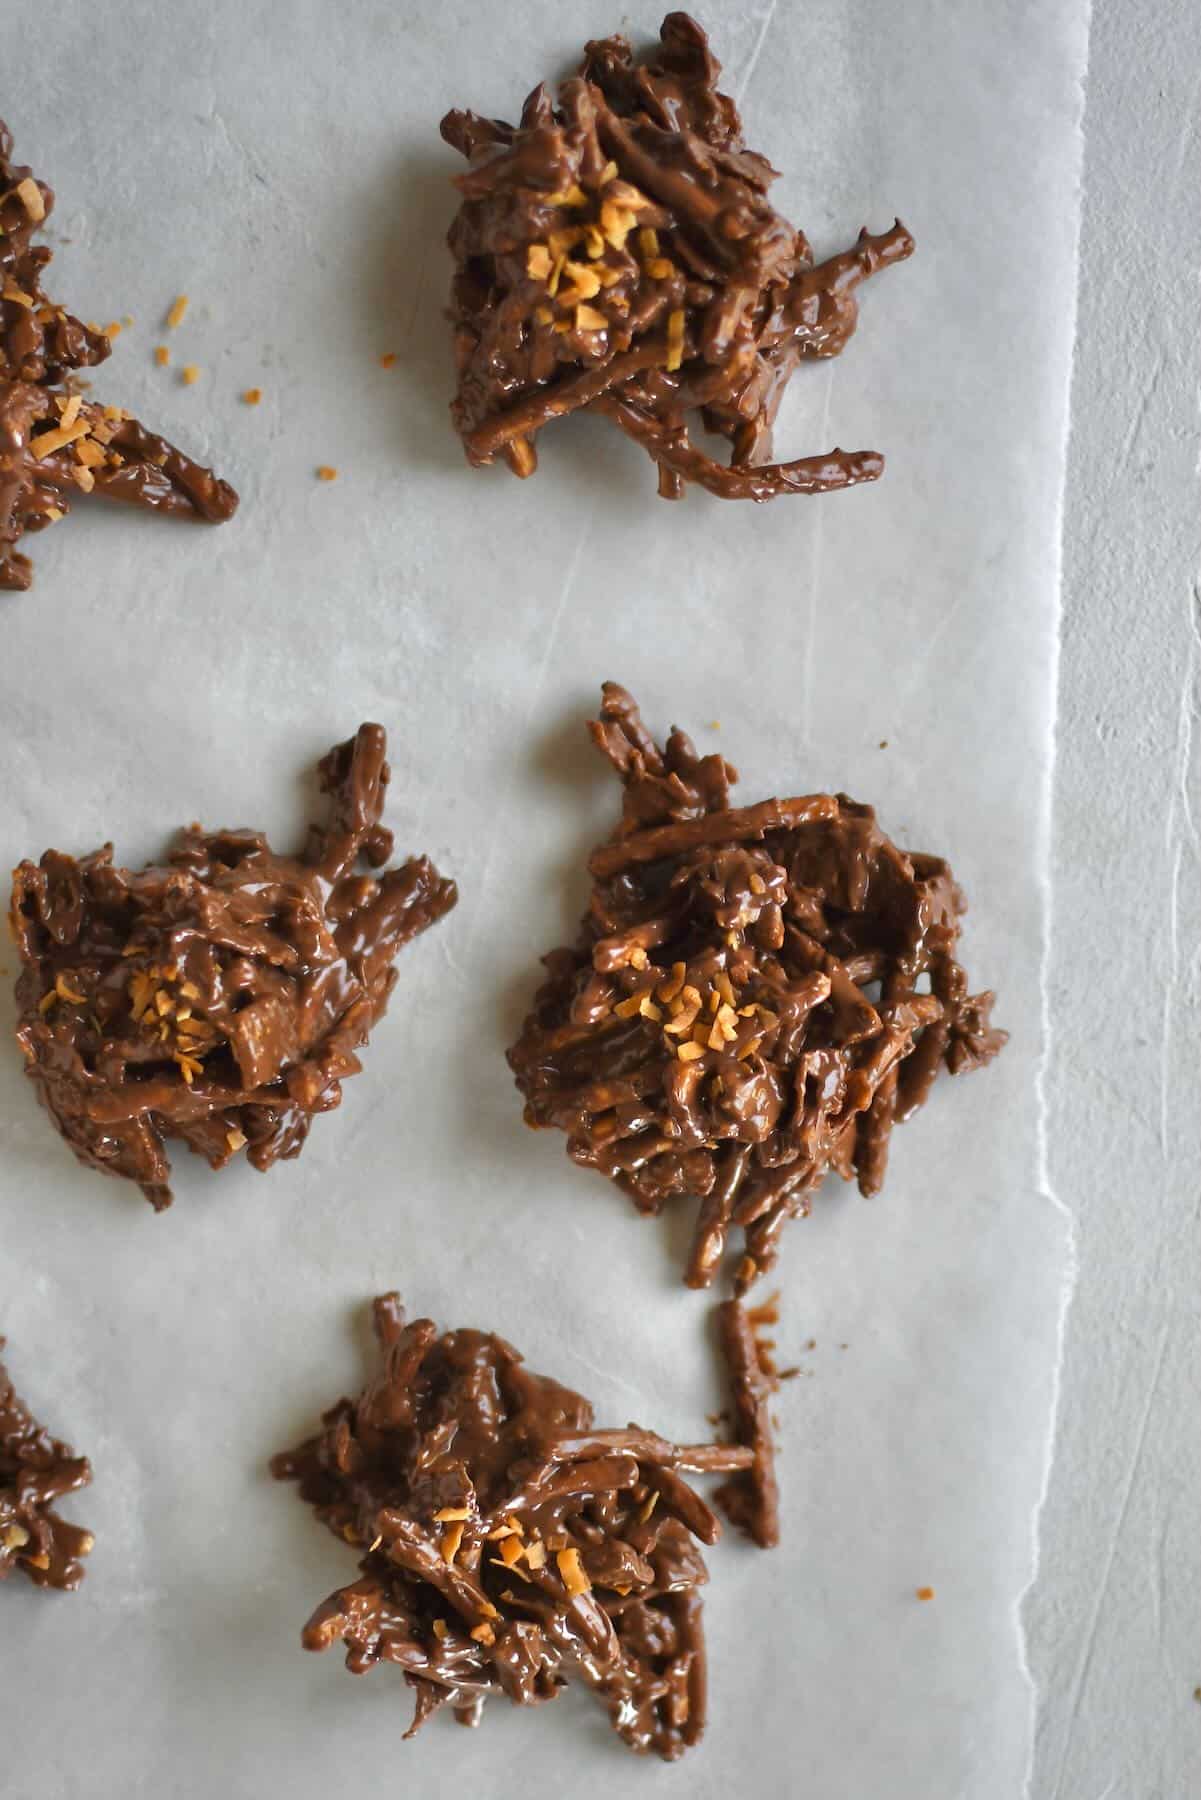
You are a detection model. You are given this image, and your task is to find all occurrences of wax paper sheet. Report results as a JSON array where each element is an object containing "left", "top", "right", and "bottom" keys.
[{"left": 0, "top": 3, "right": 1087, "bottom": 1794}]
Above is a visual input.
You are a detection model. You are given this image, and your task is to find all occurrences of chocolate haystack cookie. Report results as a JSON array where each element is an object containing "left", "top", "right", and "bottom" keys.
[
  {"left": 1, "top": 1341, "right": 93, "bottom": 1591},
  {"left": 10, "top": 726, "right": 456, "bottom": 1209},
  {"left": 0, "top": 120, "right": 237, "bottom": 591},
  {"left": 508, "top": 685, "right": 1006, "bottom": 1293},
  {"left": 273, "top": 1294, "right": 758, "bottom": 1759},
  {"left": 441, "top": 12, "right": 912, "bottom": 501}
]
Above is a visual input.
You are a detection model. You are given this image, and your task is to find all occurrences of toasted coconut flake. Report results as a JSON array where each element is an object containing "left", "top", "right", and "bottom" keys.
[
  {"left": 15, "top": 176, "right": 45, "bottom": 222},
  {"left": 498, "top": 1534, "right": 525, "bottom": 1568},
  {"left": 316, "top": 466, "right": 338, "bottom": 482},
  {"left": 658, "top": 963, "right": 687, "bottom": 1003},
  {"left": 166, "top": 294, "right": 189, "bottom": 329},
  {"left": 562, "top": 260, "right": 601, "bottom": 299},
  {"left": 32, "top": 420, "right": 92, "bottom": 460},
  {"left": 154, "top": 345, "right": 170, "bottom": 366},
  {"left": 523, "top": 1538, "right": 547, "bottom": 1570},
  {"left": 439, "top": 1521, "right": 465, "bottom": 1565},
  {"left": 431, "top": 1617, "right": 448, "bottom": 1641},
  {"left": 433, "top": 1505, "right": 471, "bottom": 1522},
  {"left": 645, "top": 258, "right": 675, "bottom": 281},
  {"left": 575, "top": 303, "right": 608, "bottom": 333},
  {"left": 181, "top": 364, "right": 200, "bottom": 386},
  {"left": 665, "top": 308, "right": 687, "bottom": 372},
  {"left": 556, "top": 1546, "right": 591, "bottom": 1597},
  {"left": 2, "top": 282, "right": 34, "bottom": 308},
  {"left": 226, "top": 1127, "right": 248, "bottom": 1153},
  {"left": 2, "top": 1523, "right": 31, "bottom": 1550},
  {"left": 378, "top": 351, "right": 397, "bottom": 369},
  {"left": 241, "top": 387, "right": 262, "bottom": 405},
  {"left": 59, "top": 394, "right": 83, "bottom": 430},
  {"left": 470, "top": 1621, "right": 496, "bottom": 1645},
  {"left": 526, "top": 243, "right": 552, "bottom": 280},
  {"left": 678, "top": 1040, "right": 706, "bottom": 1062}
]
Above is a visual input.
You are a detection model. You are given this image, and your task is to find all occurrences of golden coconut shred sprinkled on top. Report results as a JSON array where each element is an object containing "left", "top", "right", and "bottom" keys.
[
  {"left": 166, "top": 294, "right": 189, "bottom": 329},
  {"left": 556, "top": 1546, "right": 591, "bottom": 1598},
  {"left": 666, "top": 308, "right": 687, "bottom": 373},
  {"left": 31, "top": 419, "right": 92, "bottom": 461},
  {"left": 14, "top": 177, "right": 45, "bottom": 222},
  {"left": 439, "top": 1521, "right": 465, "bottom": 1565}
]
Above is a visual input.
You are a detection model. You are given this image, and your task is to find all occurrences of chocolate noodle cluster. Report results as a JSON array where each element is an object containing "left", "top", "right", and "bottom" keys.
[
  {"left": 10, "top": 726, "right": 456, "bottom": 1209},
  {"left": 273, "top": 1293, "right": 762, "bottom": 1759},
  {"left": 508, "top": 685, "right": 1006, "bottom": 1292},
  {"left": 1, "top": 1342, "right": 93, "bottom": 1591},
  {"left": 0, "top": 121, "right": 237, "bottom": 591},
  {"left": 442, "top": 12, "right": 912, "bottom": 501}
]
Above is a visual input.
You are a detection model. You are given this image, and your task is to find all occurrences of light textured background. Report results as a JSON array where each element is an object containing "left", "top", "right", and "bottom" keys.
[
  {"left": 1024, "top": 0, "right": 1201, "bottom": 1795},
  {"left": 0, "top": 1, "right": 1197, "bottom": 1796}
]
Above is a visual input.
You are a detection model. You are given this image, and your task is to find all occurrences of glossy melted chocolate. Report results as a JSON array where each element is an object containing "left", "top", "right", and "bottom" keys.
[
  {"left": 508, "top": 685, "right": 1006, "bottom": 1292},
  {"left": 273, "top": 1294, "right": 756, "bottom": 1759},
  {"left": 442, "top": 12, "right": 912, "bottom": 500},
  {"left": 0, "top": 1341, "right": 93, "bottom": 1591},
  {"left": 10, "top": 726, "right": 457, "bottom": 1208},
  {"left": 0, "top": 120, "right": 237, "bottom": 591}
]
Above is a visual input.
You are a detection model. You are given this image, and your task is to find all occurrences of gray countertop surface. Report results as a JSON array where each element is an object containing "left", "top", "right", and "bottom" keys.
[{"left": 1027, "top": 0, "right": 1201, "bottom": 1794}]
